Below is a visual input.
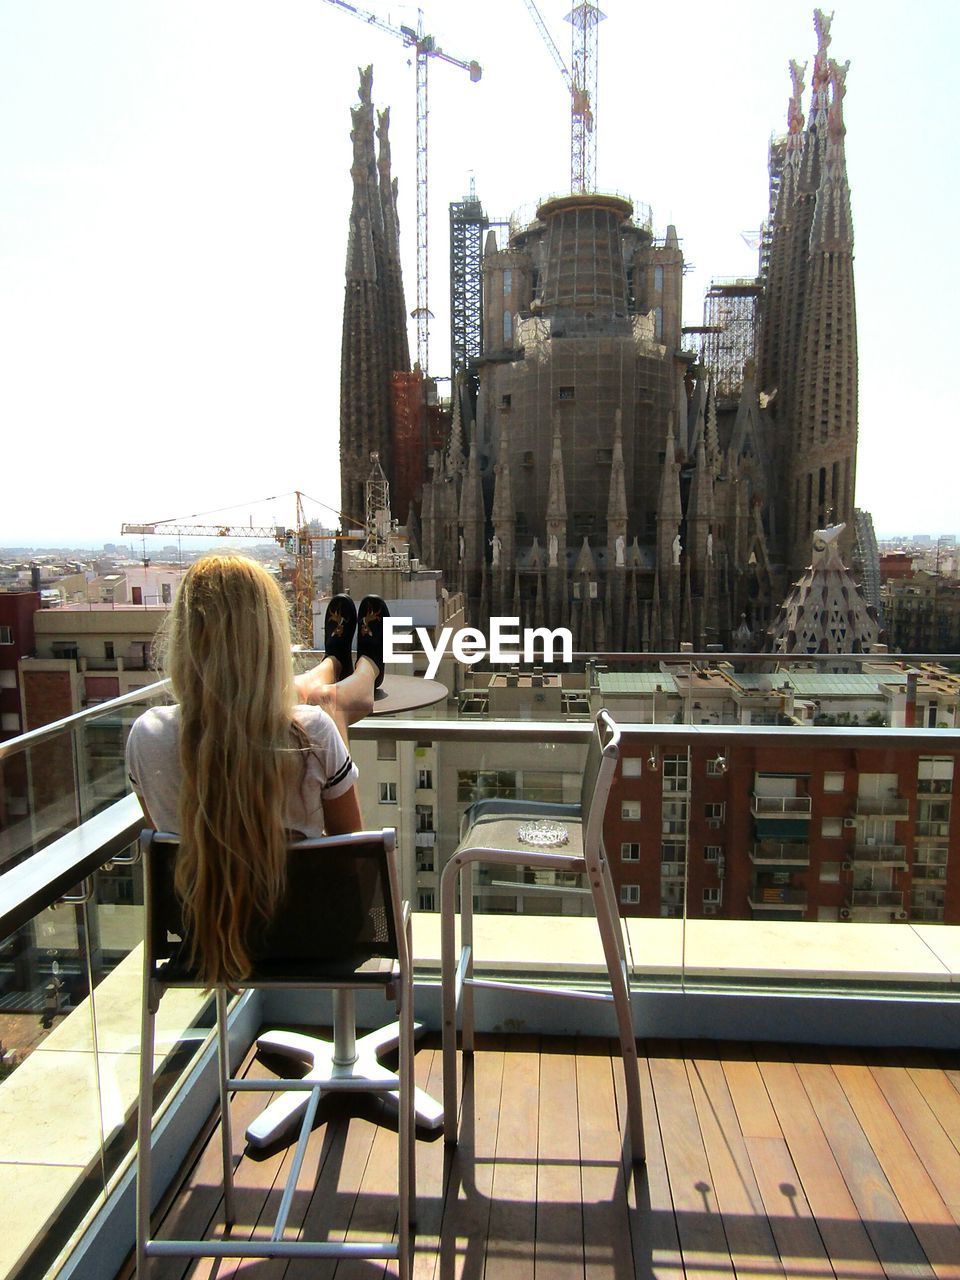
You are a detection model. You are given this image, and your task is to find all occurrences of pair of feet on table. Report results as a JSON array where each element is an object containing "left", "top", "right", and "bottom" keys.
[{"left": 323, "top": 594, "right": 389, "bottom": 688}]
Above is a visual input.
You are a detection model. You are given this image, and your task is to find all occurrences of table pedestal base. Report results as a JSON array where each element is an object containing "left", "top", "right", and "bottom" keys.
[{"left": 245, "top": 993, "right": 443, "bottom": 1148}]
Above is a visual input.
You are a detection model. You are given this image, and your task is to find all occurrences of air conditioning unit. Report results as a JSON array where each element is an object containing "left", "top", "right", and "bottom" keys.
[
  {"left": 843, "top": 818, "right": 857, "bottom": 828},
  {"left": 703, "top": 904, "right": 717, "bottom": 916},
  {"left": 839, "top": 907, "right": 851, "bottom": 920},
  {"left": 895, "top": 909, "right": 909, "bottom": 921},
  {"left": 707, "top": 818, "right": 721, "bottom": 829},
  {"left": 841, "top": 860, "right": 853, "bottom": 871}
]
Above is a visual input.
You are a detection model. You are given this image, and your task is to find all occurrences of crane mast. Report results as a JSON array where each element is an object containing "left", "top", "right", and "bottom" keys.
[
  {"left": 523, "top": 0, "right": 605, "bottom": 193},
  {"left": 322, "top": 0, "right": 481, "bottom": 374}
]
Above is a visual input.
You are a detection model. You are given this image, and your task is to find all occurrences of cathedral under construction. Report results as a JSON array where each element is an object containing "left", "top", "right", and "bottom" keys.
[{"left": 337, "top": 10, "right": 861, "bottom": 652}]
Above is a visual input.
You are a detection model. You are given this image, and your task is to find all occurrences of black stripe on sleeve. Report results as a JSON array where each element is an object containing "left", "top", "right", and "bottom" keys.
[{"left": 323, "top": 755, "right": 354, "bottom": 791}]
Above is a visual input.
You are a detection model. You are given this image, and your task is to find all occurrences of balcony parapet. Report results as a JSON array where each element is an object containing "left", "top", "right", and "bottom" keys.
[
  {"left": 852, "top": 844, "right": 908, "bottom": 867},
  {"left": 750, "top": 842, "right": 810, "bottom": 865},
  {"left": 751, "top": 796, "right": 812, "bottom": 818},
  {"left": 854, "top": 795, "right": 909, "bottom": 818},
  {"left": 848, "top": 890, "right": 905, "bottom": 909},
  {"left": 748, "top": 889, "right": 807, "bottom": 911}
]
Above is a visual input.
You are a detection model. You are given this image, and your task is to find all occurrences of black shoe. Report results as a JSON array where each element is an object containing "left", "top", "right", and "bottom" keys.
[
  {"left": 357, "top": 595, "right": 389, "bottom": 689},
  {"left": 323, "top": 594, "right": 356, "bottom": 678}
]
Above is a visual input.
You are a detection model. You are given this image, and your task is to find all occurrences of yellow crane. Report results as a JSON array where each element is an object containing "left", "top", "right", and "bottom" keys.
[
  {"left": 321, "top": 0, "right": 482, "bottom": 374},
  {"left": 122, "top": 493, "right": 363, "bottom": 646}
]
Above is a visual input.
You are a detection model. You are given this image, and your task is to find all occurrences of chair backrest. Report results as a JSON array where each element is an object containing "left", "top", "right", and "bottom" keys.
[
  {"left": 580, "top": 708, "right": 621, "bottom": 868},
  {"left": 142, "top": 828, "right": 403, "bottom": 987}
]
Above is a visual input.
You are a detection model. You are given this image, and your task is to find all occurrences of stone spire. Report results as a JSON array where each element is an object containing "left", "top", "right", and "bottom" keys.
[
  {"left": 446, "top": 375, "right": 467, "bottom": 479},
  {"left": 376, "top": 106, "right": 410, "bottom": 379},
  {"left": 339, "top": 67, "right": 390, "bottom": 526},
  {"left": 790, "top": 50, "right": 858, "bottom": 575},
  {"left": 656, "top": 416, "right": 682, "bottom": 580}
]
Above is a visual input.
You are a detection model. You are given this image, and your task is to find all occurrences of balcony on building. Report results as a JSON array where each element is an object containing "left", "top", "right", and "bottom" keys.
[
  {"left": 853, "top": 792, "right": 910, "bottom": 818},
  {"left": 851, "top": 841, "right": 908, "bottom": 868},
  {"left": 0, "top": 656, "right": 959, "bottom": 1280},
  {"left": 749, "top": 839, "right": 811, "bottom": 865}
]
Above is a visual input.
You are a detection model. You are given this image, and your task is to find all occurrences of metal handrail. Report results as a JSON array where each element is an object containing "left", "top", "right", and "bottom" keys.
[{"left": 0, "top": 678, "right": 170, "bottom": 760}]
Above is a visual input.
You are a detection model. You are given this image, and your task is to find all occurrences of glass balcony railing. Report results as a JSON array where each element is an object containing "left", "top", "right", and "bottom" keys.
[
  {"left": 854, "top": 794, "right": 910, "bottom": 817},
  {"left": 1, "top": 653, "right": 959, "bottom": 1277}
]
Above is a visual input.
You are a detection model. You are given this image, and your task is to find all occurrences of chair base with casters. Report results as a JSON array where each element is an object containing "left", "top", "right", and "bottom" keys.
[
  {"left": 136, "top": 828, "right": 416, "bottom": 1278},
  {"left": 440, "top": 710, "right": 645, "bottom": 1166}
]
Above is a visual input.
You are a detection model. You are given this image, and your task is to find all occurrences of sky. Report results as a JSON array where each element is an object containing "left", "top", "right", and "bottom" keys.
[{"left": 1, "top": 0, "right": 957, "bottom": 548}]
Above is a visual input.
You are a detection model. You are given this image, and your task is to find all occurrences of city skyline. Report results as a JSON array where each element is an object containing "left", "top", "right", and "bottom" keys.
[{"left": 1, "top": 1, "right": 957, "bottom": 543}]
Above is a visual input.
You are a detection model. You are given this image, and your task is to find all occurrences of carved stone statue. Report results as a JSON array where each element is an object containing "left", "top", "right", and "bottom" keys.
[
  {"left": 615, "top": 534, "right": 625, "bottom": 567},
  {"left": 828, "top": 59, "right": 849, "bottom": 136},
  {"left": 706, "top": 531, "right": 714, "bottom": 563},
  {"left": 672, "top": 533, "right": 681, "bottom": 567},
  {"left": 492, "top": 534, "right": 502, "bottom": 567},
  {"left": 458, "top": 534, "right": 465, "bottom": 561},
  {"left": 813, "top": 9, "right": 833, "bottom": 90},
  {"left": 548, "top": 533, "right": 559, "bottom": 568}
]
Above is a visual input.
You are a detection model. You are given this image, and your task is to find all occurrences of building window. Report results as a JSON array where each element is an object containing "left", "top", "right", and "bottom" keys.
[
  {"left": 379, "top": 781, "right": 398, "bottom": 805},
  {"left": 703, "top": 887, "right": 722, "bottom": 905},
  {"left": 621, "top": 843, "right": 641, "bottom": 861},
  {"left": 417, "top": 769, "right": 433, "bottom": 790},
  {"left": 663, "top": 754, "right": 689, "bottom": 793},
  {"left": 595, "top": 447, "right": 613, "bottom": 464},
  {"left": 821, "top": 817, "right": 842, "bottom": 838},
  {"left": 457, "top": 769, "right": 518, "bottom": 803},
  {"left": 502, "top": 267, "right": 512, "bottom": 297},
  {"left": 415, "top": 804, "right": 434, "bottom": 832},
  {"left": 918, "top": 757, "right": 954, "bottom": 794},
  {"left": 622, "top": 757, "right": 642, "bottom": 778},
  {"left": 0, "top": 626, "right": 13, "bottom": 645},
  {"left": 705, "top": 802, "right": 725, "bottom": 822},
  {"left": 558, "top": 386, "right": 575, "bottom": 401},
  {"left": 621, "top": 801, "right": 642, "bottom": 820},
  {"left": 501, "top": 393, "right": 512, "bottom": 409},
  {"left": 704, "top": 845, "right": 722, "bottom": 862},
  {"left": 654, "top": 306, "right": 663, "bottom": 341},
  {"left": 706, "top": 757, "right": 726, "bottom": 776},
  {"left": 418, "top": 890, "right": 435, "bottom": 912},
  {"left": 620, "top": 885, "right": 640, "bottom": 905},
  {"left": 378, "top": 740, "right": 397, "bottom": 761},
  {"left": 654, "top": 265, "right": 664, "bottom": 292},
  {"left": 823, "top": 771, "right": 845, "bottom": 793},
  {"left": 820, "top": 861, "right": 841, "bottom": 883},
  {"left": 503, "top": 309, "right": 513, "bottom": 343},
  {"left": 104, "top": 641, "right": 115, "bottom": 660}
]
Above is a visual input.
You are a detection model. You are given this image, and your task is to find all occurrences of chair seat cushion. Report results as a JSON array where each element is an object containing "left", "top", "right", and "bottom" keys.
[{"left": 457, "top": 813, "right": 584, "bottom": 859}]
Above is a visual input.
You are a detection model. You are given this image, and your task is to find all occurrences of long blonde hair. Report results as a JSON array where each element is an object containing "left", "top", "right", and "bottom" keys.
[{"left": 164, "top": 555, "right": 301, "bottom": 984}]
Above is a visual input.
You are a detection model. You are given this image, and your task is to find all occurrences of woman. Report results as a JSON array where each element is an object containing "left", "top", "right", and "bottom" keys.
[{"left": 125, "top": 554, "right": 387, "bottom": 985}]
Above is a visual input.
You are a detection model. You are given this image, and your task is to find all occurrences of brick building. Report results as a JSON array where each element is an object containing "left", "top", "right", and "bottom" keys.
[{"left": 606, "top": 735, "right": 959, "bottom": 926}]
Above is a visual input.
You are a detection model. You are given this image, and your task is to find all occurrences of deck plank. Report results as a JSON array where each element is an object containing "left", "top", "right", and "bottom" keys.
[
  {"left": 649, "top": 1043, "right": 736, "bottom": 1280},
  {"left": 535, "top": 1035, "right": 585, "bottom": 1279},
  {"left": 832, "top": 1060, "right": 960, "bottom": 1278},
  {"left": 617, "top": 1041, "right": 684, "bottom": 1280},
  {"left": 794, "top": 1057, "right": 934, "bottom": 1280},
  {"left": 869, "top": 1058, "right": 960, "bottom": 1225},
  {"left": 483, "top": 1035, "right": 536, "bottom": 1280},
  {"left": 756, "top": 1052, "right": 885, "bottom": 1280},
  {"left": 687, "top": 1049, "right": 787, "bottom": 1280},
  {"left": 436, "top": 1032, "right": 507, "bottom": 1280},
  {"left": 576, "top": 1038, "right": 636, "bottom": 1280}
]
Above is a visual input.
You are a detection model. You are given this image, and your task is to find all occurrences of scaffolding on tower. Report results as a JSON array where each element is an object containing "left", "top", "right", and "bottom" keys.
[{"left": 701, "top": 277, "right": 762, "bottom": 401}]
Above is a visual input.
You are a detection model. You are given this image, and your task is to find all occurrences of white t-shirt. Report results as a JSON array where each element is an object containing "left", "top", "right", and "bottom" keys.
[{"left": 125, "top": 703, "right": 358, "bottom": 838}]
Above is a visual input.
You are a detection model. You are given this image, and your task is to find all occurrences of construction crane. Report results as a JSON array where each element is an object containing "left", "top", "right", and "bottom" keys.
[
  {"left": 522, "top": 1, "right": 605, "bottom": 193},
  {"left": 122, "top": 493, "right": 363, "bottom": 646},
  {"left": 321, "top": 0, "right": 481, "bottom": 374}
]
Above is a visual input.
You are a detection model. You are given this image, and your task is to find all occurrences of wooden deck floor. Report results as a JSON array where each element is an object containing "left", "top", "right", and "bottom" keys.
[{"left": 134, "top": 1032, "right": 960, "bottom": 1280}]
